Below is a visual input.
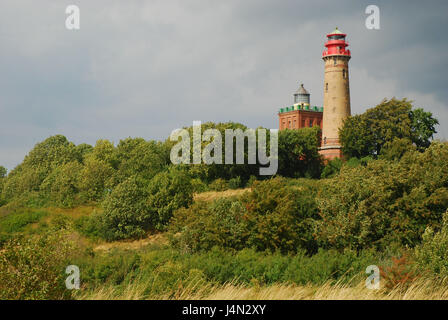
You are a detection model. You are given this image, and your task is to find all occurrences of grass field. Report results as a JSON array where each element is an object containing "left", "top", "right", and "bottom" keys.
[{"left": 77, "top": 278, "right": 448, "bottom": 300}]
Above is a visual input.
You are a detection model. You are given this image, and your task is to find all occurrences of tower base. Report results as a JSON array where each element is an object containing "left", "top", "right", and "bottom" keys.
[{"left": 319, "top": 146, "right": 344, "bottom": 161}]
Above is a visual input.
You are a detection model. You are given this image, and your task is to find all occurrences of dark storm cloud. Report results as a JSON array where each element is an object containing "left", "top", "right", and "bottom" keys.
[{"left": 0, "top": 0, "right": 447, "bottom": 170}]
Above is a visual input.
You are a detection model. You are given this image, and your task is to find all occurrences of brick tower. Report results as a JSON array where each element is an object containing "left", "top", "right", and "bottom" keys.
[
  {"left": 319, "top": 27, "right": 351, "bottom": 160},
  {"left": 278, "top": 84, "right": 323, "bottom": 131}
]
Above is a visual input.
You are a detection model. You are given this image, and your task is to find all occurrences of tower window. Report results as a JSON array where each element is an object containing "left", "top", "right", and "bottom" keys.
[
  {"left": 343, "top": 69, "right": 346, "bottom": 78},
  {"left": 333, "top": 57, "right": 337, "bottom": 66},
  {"left": 325, "top": 83, "right": 328, "bottom": 92}
]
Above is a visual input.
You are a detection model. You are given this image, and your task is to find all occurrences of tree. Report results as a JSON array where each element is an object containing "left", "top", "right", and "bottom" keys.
[
  {"left": 99, "top": 167, "right": 193, "bottom": 241},
  {"left": 169, "top": 177, "right": 320, "bottom": 254},
  {"left": 379, "top": 138, "right": 416, "bottom": 161},
  {"left": 0, "top": 166, "right": 6, "bottom": 206},
  {"left": 116, "top": 138, "right": 170, "bottom": 182},
  {"left": 147, "top": 167, "right": 193, "bottom": 230},
  {"left": 92, "top": 139, "right": 119, "bottom": 169},
  {"left": 170, "top": 121, "right": 261, "bottom": 183},
  {"left": 320, "top": 158, "right": 343, "bottom": 178},
  {"left": 0, "top": 231, "right": 75, "bottom": 299},
  {"left": 74, "top": 143, "right": 93, "bottom": 163},
  {"left": 1, "top": 135, "right": 80, "bottom": 202},
  {"left": 100, "top": 176, "right": 150, "bottom": 240},
  {"left": 339, "top": 115, "right": 375, "bottom": 158},
  {"left": 277, "top": 127, "right": 323, "bottom": 178},
  {"left": 340, "top": 98, "right": 438, "bottom": 158},
  {"left": 409, "top": 108, "right": 439, "bottom": 150},
  {"left": 78, "top": 155, "right": 115, "bottom": 202},
  {"left": 40, "top": 161, "right": 83, "bottom": 207},
  {"left": 316, "top": 142, "right": 448, "bottom": 250},
  {"left": 0, "top": 166, "right": 6, "bottom": 178},
  {"left": 21, "top": 135, "right": 79, "bottom": 173}
]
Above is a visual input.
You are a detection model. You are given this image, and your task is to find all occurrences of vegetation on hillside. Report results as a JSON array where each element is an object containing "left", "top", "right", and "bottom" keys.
[{"left": 0, "top": 98, "right": 447, "bottom": 300}]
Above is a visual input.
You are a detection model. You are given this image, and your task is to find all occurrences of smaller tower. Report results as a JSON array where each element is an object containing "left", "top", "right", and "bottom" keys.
[
  {"left": 278, "top": 83, "right": 323, "bottom": 131},
  {"left": 294, "top": 84, "right": 310, "bottom": 106}
]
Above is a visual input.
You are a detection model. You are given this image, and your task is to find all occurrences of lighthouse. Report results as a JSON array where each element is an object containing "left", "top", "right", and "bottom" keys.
[{"left": 319, "top": 27, "right": 351, "bottom": 160}]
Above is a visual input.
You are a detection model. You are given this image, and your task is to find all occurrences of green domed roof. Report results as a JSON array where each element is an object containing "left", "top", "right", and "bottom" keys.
[{"left": 331, "top": 27, "right": 343, "bottom": 34}]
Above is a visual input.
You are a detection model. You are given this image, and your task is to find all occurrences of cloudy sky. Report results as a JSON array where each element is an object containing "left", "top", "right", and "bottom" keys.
[{"left": 0, "top": 0, "right": 447, "bottom": 170}]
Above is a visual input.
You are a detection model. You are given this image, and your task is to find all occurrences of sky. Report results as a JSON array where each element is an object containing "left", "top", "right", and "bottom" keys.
[{"left": 0, "top": 0, "right": 447, "bottom": 170}]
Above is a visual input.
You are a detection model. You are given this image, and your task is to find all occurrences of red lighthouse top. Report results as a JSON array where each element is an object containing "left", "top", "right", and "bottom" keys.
[{"left": 322, "top": 27, "right": 351, "bottom": 58}]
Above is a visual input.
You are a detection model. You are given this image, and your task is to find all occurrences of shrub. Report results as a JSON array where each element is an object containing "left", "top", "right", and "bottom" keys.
[
  {"left": 99, "top": 167, "right": 193, "bottom": 241},
  {"left": 78, "top": 156, "right": 115, "bottom": 202},
  {"left": 169, "top": 198, "right": 249, "bottom": 252},
  {"left": 0, "top": 166, "right": 6, "bottom": 206},
  {"left": 228, "top": 176, "right": 242, "bottom": 189},
  {"left": 40, "top": 161, "right": 83, "bottom": 207},
  {"left": 208, "top": 178, "right": 228, "bottom": 191},
  {"left": 340, "top": 98, "right": 438, "bottom": 158},
  {"left": 170, "top": 177, "right": 320, "bottom": 254},
  {"left": 170, "top": 122, "right": 260, "bottom": 183},
  {"left": 380, "top": 138, "right": 416, "bottom": 161},
  {"left": 278, "top": 127, "right": 323, "bottom": 178},
  {"left": 0, "top": 209, "right": 48, "bottom": 241},
  {"left": 146, "top": 167, "right": 193, "bottom": 230},
  {"left": 321, "top": 158, "right": 342, "bottom": 178},
  {"left": 316, "top": 142, "right": 448, "bottom": 250},
  {"left": 74, "top": 212, "right": 103, "bottom": 239},
  {"left": 380, "top": 253, "right": 417, "bottom": 290},
  {"left": 241, "top": 178, "right": 320, "bottom": 253},
  {"left": 115, "top": 138, "right": 170, "bottom": 181},
  {"left": 0, "top": 232, "right": 75, "bottom": 300},
  {"left": 414, "top": 210, "right": 448, "bottom": 277},
  {"left": 246, "top": 175, "right": 257, "bottom": 188},
  {"left": 2, "top": 136, "right": 80, "bottom": 203},
  {"left": 190, "top": 178, "right": 209, "bottom": 193},
  {"left": 77, "top": 246, "right": 384, "bottom": 294},
  {"left": 0, "top": 166, "right": 6, "bottom": 178},
  {"left": 99, "top": 176, "right": 150, "bottom": 241}
]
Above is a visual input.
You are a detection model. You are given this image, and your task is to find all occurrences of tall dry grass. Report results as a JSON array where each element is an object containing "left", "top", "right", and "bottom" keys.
[{"left": 76, "top": 277, "right": 448, "bottom": 300}]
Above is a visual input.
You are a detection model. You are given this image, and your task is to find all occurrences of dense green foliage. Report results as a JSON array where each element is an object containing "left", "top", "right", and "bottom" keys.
[
  {"left": 317, "top": 142, "right": 448, "bottom": 250},
  {"left": 0, "top": 166, "right": 6, "bottom": 206},
  {"left": 320, "top": 158, "right": 343, "bottom": 178},
  {"left": 0, "top": 166, "right": 6, "bottom": 178},
  {"left": 1, "top": 98, "right": 448, "bottom": 297},
  {"left": 76, "top": 245, "right": 384, "bottom": 295},
  {"left": 414, "top": 210, "right": 448, "bottom": 277},
  {"left": 90, "top": 167, "right": 193, "bottom": 241},
  {"left": 278, "top": 127, "right": 323, "bottom": 178},
  {"left": 0, "top": 232, "right": 75, "bottom": 300},
  {"left": 170, "top": 178, "right": 320, "bottom": 254},
  {"left": 0, "top": 210, "right": 47, "bottom": 234},
  {"left": 0, "top": 135, "right": 171, "bottom": 208},
  {"left": 99, "top": 176, "right": 151, "bottom": 240},
  {"left": 172, "top": 122, "right": 322, "bottom": 182},
  {"left": 340, "top": 98, "right": 438, "bottom": 158}
]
